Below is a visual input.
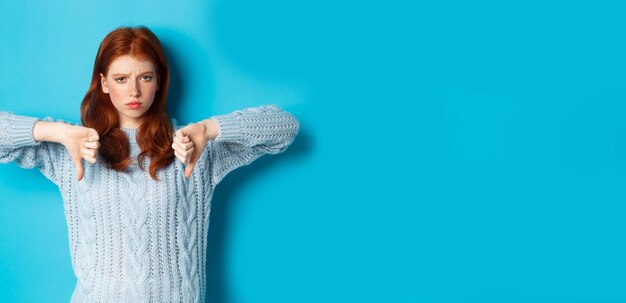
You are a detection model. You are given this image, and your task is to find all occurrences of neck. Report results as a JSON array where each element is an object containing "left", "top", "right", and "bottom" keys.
[{"left": 119, "top": 117, "right": 143, "bottom": 129}]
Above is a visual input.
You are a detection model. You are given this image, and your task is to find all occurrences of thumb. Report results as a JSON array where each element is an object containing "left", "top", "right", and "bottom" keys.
[
  {"left": 184, "top": 146, "right": 202, "bottom": 178},
  {"left": 184, "top": 162, "right": 195, "bottom": 178},
  {"left": 73, "top": 156, "right": 84, "bottom": 181}
]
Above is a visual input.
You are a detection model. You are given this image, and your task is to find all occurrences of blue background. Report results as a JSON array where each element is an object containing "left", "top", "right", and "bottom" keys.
[{"left": 1, "top": 0, "right": 625, "bottom": 302}]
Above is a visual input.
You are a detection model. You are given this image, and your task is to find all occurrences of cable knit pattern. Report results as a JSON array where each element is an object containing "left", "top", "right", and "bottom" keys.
[{"left": 0, "top": 105, "right": 300, "bottom": 303}]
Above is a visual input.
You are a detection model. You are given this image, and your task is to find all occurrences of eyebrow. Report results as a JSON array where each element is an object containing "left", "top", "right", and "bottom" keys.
[{"left": 110, "top": 71, "right": 155, "bottom": 77}]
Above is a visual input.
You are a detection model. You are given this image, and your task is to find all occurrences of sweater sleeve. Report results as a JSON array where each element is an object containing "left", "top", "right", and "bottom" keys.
[
  {"left": 205, "top": 104, "right": 300, "bottom": 186},
  {"left": 0, "top": 112, "right": 69, "bottom": 185}
]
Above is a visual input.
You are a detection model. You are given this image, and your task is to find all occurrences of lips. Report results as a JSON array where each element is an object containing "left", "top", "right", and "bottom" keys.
[{"left": 126, "top": 102, "right": 143, "bottom": 109}]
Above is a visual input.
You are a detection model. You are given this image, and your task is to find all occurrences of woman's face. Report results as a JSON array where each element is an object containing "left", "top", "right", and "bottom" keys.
[{"left": 100, "top": 55, "right": 159, "bottom": 129}]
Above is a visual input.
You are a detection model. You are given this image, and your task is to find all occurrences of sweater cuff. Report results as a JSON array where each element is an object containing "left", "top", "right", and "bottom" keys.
[
  {"left": 9, "top": 115, "right": 40, "bottom": 148},
  {"left": 211, "top": 113, "right": 244, "bottom": 143}
]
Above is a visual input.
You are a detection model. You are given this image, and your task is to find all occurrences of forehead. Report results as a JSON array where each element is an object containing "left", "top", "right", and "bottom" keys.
[{"left": 107, "top": 55, "right": 156, "bottom": 74}]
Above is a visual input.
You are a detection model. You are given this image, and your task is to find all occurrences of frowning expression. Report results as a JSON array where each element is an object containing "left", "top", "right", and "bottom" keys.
[{"left": 100, "top": 55, "right": 159, "bottom": 129}]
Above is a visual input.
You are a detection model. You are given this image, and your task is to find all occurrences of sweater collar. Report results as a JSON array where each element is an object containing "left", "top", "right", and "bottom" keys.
[{"left": 121, "top": 127, "right": 138, "bottom": 137}]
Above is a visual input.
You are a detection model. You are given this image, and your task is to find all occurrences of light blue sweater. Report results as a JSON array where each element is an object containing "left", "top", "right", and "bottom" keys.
[{"left": 0, "top": 105, "right": 300, "bottom": 303}]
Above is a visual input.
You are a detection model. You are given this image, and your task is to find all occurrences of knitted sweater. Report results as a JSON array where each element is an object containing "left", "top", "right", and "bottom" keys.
[{"left": 0, "top": 105, "right": 300, "bottom": 303}]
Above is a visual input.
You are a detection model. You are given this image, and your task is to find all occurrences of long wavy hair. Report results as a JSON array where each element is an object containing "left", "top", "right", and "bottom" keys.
[{"left": 80, "top": 26, "right": 175, "bottom": 181}]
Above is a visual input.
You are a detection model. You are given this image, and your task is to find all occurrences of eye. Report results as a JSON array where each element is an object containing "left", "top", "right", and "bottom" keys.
[
  {"left": 115, "top": 77, "right": 126, "bottom": 83},
  {"left": 142, "top": 75, "right": 153, "bottom": 81}
]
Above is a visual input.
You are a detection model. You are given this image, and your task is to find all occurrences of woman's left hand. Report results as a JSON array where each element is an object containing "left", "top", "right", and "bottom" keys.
[{"left": 172, "top": 122, "right": 209, "bottom": 178}]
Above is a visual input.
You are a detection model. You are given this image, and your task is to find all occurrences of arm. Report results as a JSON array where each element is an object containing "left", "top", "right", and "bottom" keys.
[
  {"left": 0, "top": 112, "right": 68, "bottom": 185},
  {"left": 200, "top": 105, "right": 300, "bottom": 186}
]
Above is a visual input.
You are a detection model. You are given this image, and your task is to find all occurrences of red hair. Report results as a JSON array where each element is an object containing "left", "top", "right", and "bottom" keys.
[{"left": 80, "top": 26, "right": 175, "bottom": 181}]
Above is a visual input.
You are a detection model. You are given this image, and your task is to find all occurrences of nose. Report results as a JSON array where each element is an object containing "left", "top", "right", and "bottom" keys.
[{"left": 129, "top": 79, "right": 141, "bottom": 98}]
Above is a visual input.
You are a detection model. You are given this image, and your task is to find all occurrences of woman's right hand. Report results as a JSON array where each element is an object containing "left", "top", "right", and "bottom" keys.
[{"left": 60, "top": 124, "right": 100, "bottom": 181}]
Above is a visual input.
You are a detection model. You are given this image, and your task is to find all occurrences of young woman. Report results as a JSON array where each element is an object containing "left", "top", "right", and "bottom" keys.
[{"left": 0, "top": 26, "right": 300, "bottom": 303}]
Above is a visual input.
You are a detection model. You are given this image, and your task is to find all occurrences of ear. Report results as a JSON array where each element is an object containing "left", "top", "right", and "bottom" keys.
[{"left": 100, "top": 73, "right": 109, "bottom": 94}]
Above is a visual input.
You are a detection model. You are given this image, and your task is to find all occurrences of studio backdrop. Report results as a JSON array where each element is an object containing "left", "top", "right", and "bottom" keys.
[{"left": 1, "top": 0, "right": 626, "bottom": 302}]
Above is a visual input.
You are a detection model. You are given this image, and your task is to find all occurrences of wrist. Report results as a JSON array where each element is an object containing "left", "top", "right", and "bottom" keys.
[
  {"left": 34, "top": 121, "right": 68, "bottom": 144},
  {"left": 201, "top": 118, "right": 220, "bottom": 141}
]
